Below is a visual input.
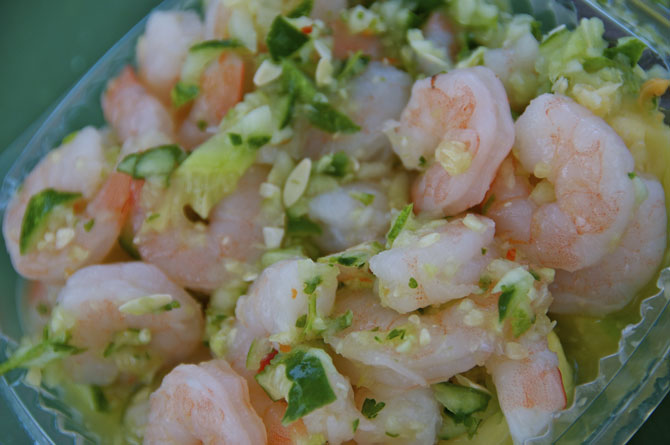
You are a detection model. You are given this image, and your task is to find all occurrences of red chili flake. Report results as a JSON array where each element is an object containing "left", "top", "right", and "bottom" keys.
[
  {"left": 258, "top": 349, "right": 278, "bottom": 373},
  {"left": 301, "top": 25, "right": 313, "bottom": 34},
  {"left": 506, "top": 248, "right": 517, "bottom": 261}
]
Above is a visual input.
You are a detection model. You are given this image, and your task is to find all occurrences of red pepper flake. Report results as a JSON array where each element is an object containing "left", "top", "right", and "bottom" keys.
[
  {"left": 291, "top": 288, "right": 298, "bottom": 299},
  {"left": 279, "top": 344, "right": 292, "bottom": 353},
  {"left": 506, "top": 248, "right": 517, "bottom": 261},
  {"left": 258, "top": 349, "right": 278, "bottom": 373},
  {"left": 301, "top": 25, "right": 313, "bottom": 34}
]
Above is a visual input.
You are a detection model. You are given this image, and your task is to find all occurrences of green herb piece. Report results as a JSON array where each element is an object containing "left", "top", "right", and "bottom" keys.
[
  {"left": 280, "top": 349, "right": 336, "bottom": 425},
  {"left": 287, "top": 0, "right": 314, "bottom": 18},
  {"left": 20, "top": 189, "right": 82, "bottom": 254},
  {"left": 61, "top": 131, "right": 79, "bottom": 145},
  {"left": 190, "top": 39, "right": 243, "bottom": 52},
  {"left": 307, "top": 102, "right": 360, "bottom": 134},
  {"left": 315, "top": 151, "right": 351, "bottom": 177},
  {"left": 171, "top": 81, "right": 200, "bottom": 108},
  {"left": 228, "top": 133, "right": 243, "bottom": 146},
  {"left": 529, "top": 269, "right": 540, "bottom": 280},
  {"left": 282, "top": 60, "right": 318, "bottom": 103},
  {"left": 286, "top": 213, "right": 323, "bottom": 237},
  {"left": 419, "top": 155, "right": 427, "bottom": 167},
  {"left": 628, "top": 172, "right": 637, "bottom": 179},
  {"left": 386, "top": 432, "right": 400, "bottom": 438},
  {"left": 248, "top": 135, "right": 271, "bottom": 149},
  {"left": 338, "top": 51, "right": 371, "bottom": 81},
  {"left": 604, "top": 37, "right": 646, "bottom": 67},
  {"left": 387, "top": 329, "right": 406, "bottom": 340},
  {"left": 478, "top": 275, "right": 491, "bottom": 291},
  {"left": 361, "top": 398, "right": 386, "bottom": 419},
  {"left": 91, "top": 386, "right": 109, "bottom": 412},
  {"left": 481, "top": 248, "right": 487, "bottom": 255},
  {"left": 197, "top": 119, "right": 208, "bottom": 131},
  {"left": 295, "top": 314, "right": 307, "bottom": 328},
  {"left": 386, "top": 204, "right": 413, "bottom": 248},
  {"left": 480, "top": 194, "right": 495, "bottom": 215},
  {"left": 352, "top": 418, "right": 360, "bottom": 432},
  {"left": 83, "top": 219, "right": 95, "bottom": 232},
  {"left": 350, "top": 191, "right": 375, "bottom": 206},
  {"left": 408, "top": 277, "right": 418, "bottom": 289},
  {"left": 0, "top": 340, "right": 84, "bottom": 376},
  {"left": 304, "top": 275, "right": 323, "bottom": 294},
  {"left": 267, "top": 16, "right": 310, "bottom": 61}
]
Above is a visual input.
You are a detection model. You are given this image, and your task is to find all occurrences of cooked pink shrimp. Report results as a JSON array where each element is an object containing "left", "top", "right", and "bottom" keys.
[
  {"left": 203, "top": 0, "right": 232, "bottom": 40},
  {"left": 550, "top": 175, "right": 667, "bottom": 315},
  {"left": 2, "top": 127, "right": 132, "bottom": 282},
  {"left": 22, "top": 281, "right": 61, "bottom": 335},
  {"left": 387, "top": 67, "right": 515, "bottom": 216},
  {"left": 511, "top": 94, "right": 636, "bottom": 271},
  {"left": 137, "top": 10, "right": 204, "bottom": 102},
  {"left": 486, "top": 336, "right": 567, "bottom": 444},
  {"left": 132, "top": 166, "right": 268, "bottom": 292},
  {"left": 56, "top": 262, "right": 204, "bottom": 385},
  {"left": 178, "top": 52, "right": 247, "bottom": 149},
  {"left": 144, "top": 359, "right": 267, "bottom": 445},
  {"left": 369, "top": 214, "right": 497, "bottom": 313},
  {"left": 102, "top": 66, "right": 174, "bottom": 143},
  {"left": 235, "top": 258, "right": 338, "bottom": 338},
  {"left": 326, "top": 262, "right": 555, "bottom": 390}
]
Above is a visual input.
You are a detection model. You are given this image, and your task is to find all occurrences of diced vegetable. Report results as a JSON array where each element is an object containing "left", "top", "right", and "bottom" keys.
[
  {"left": 266, "top": 16, "right": 310, "bottom": 61},
  {"left": 0, "top": 338, "right": 84, "bottom": 376},
  {"left": 117, "top": 144, "right": 187, "bottom": 183},
  {"left": 386, "top": 204, "right": 414, "bottom": 248},
  {"left": 255, "top": 348, "right": 337, "bottom": 424},
  {"left": 433, "top": 382, "right": 491, "bottom": 420},
  {"left": 493, "top": 267, "right": 536, "bottom": 338},
  {"left": 20, "top": 189, "right": 82, "bottom": 254}
]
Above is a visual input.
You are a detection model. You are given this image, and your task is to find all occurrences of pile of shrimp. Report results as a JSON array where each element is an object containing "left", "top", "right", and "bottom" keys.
[{"left": 2, "top": 1, "right": 668, "bottom": 444}]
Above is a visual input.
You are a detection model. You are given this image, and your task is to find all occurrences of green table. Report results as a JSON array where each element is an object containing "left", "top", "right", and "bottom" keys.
[{"left": 0, "top": 0, "right": 668, "bottom": 443}]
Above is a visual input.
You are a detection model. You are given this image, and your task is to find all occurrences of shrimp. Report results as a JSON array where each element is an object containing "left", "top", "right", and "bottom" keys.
[
  {"left": 511, "top": 93, "right": 637, "bottom": 271},
  {"left": 369, "top": 214, "right": 497, "bottom": 313},
  {"left": 486, "top": 336, "right": 567, "bottom": 445},
  {"left": 132, "top": 166, "right": 268, "bottom": 292},
  {"left": 312, "top": 0, "right": 347, "bottom": 23},
  {"left": 386, "top": 66, "right": 515, "bottom": 216},
  {"left": 177, "top": 52, "right": 247, "bottom": 149},
  {"left": 325, "top": 261, "right": 555, "bottom": 389},
  {"left": 22, "top": 281, "right": 61, "bottom": 335},
  {"left": 2, "top": 127, "right": 132, "bottom": 282},
  {"left": 303, "top": 62, "right": 412, "bottom": 161},
  {"left": 55, "top": 262, "right": 204, "bottom": 385},
  {"left": 203, "top": 0, "right": 232, "bottom": 40},
  {"left": 102, "top": 66, "right": 174, "bottom": 143},
  {"left": 235, "top": 258, "right": 339, "bottom": 338},
  {"left": 550, "top": 175, "right": 667, "bottom": 315},
  {"left": 308, "top": 182, "right": 390, "bottom": 253},
  {"left": 144, "top": 359, "right": 267, "bottom": 445},
  {"left": 136, "top": 10, "right": 204, "bottom": 102},
  {"left": 353, "top": 385, "right": 442, "bottom": 444}
]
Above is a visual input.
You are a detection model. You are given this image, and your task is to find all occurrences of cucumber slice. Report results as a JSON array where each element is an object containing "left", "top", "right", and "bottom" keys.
[
  {"left": 180, "top": 39, "right": 243, "bottom": 87},
  {"left": 20, "top": 189, "right": 82, "bottom": 254},
  {"left": 256, "top": 362, "right": 291, "bottom": 402},
  {"left": 493, "top": 267, "right": 536, "bottom": 338},
  {"left": 117, "top": 144, "right": 187, "bottom": 183},
  {"left": 433, "top": 382, "right": 491, "bottom": 419},
  {"left": 246, "top": 337, "right": 274, "bottom": 372},
  {"left": 437, "top": 410, "right": 471, "bottom": 440}
]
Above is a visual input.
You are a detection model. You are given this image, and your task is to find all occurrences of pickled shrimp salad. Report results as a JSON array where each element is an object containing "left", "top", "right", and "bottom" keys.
[{"left": 2, "top": 0, "right": 669, "bottom": 444}]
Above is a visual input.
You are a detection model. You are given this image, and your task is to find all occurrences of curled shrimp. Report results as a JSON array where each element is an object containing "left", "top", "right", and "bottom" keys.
[
  {"left": 178, "top": 52, "right": 247, "bottom": 149},
  {"left": 369, "top": 214, "right": 497, "bottom": 313},
  {"left": 387, "top": 66, "right": 515, "bottom": 216},
  {"left": 144, "top": 359, "right": 267, "bottom": 445},
  {"left": 102, "top": 66, "right": 174, "bottom": 144},
  {"left": 326, "top": 260, "right": 555, "bottom": 389},
  {"left": 132, "top": 166, "right": 268, "bottom": 292},
  {"left": 137, "top": 10, "right": 204, "bottom": 102},
  {"left": 55, "top": 262, "right": 204, "bottom": 385},
  {"left": 511, "top": 93, "right": 636, "bottom": 271},
  {"left": 2, "top": 127, "right": 132, "bottom": 282},
  {"left": 235, "top": 258, "right": 338, "bottom": 338},
  {"left": 550, "top": 175, "right": 667, "bottom": 315},
  {"left": 486, "top": 335, "right": 567, "bottom": 444}
]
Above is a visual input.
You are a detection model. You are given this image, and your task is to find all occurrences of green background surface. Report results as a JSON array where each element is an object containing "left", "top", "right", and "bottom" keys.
[{"left": 0, "top": 0, "right": 668, "bottom": 443}]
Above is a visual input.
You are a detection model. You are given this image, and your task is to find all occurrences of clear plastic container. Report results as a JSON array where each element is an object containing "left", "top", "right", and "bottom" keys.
[{"left": 1, "top": 0, "right": 669, "bottom": 443}]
